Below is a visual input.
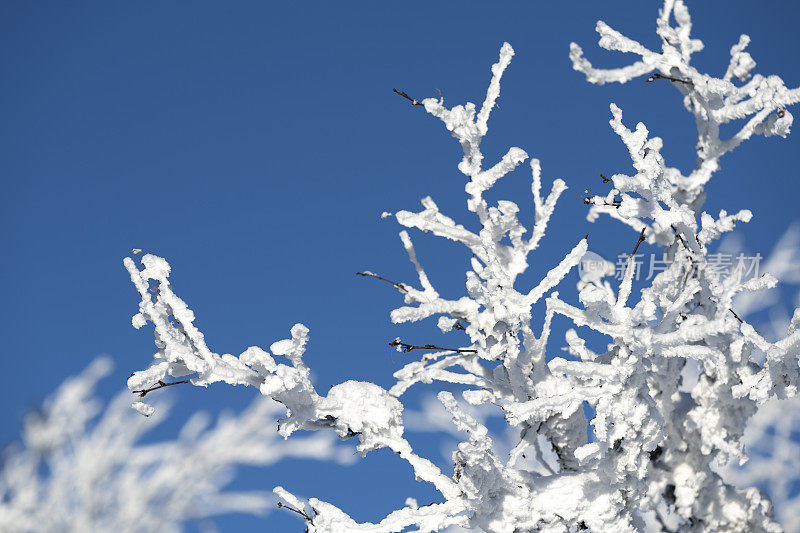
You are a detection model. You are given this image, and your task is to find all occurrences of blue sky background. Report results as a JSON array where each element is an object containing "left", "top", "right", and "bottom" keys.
[{"left": 2, "top": 1, "right": 800, "bottom": 530}]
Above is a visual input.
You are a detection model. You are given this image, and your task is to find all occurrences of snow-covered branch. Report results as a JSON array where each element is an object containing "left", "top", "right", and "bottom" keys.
[{"left": 571, "top": 0, "right": 800, "bottom": 199}]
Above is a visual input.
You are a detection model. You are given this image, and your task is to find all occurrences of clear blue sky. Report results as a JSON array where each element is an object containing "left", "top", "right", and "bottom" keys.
[{"left": 2, "top": 1, "right": 799, "bottom": 530}]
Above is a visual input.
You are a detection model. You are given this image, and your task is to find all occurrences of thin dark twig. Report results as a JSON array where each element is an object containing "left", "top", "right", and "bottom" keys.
[
  {"left": 132, "top": 379, "right": 191, "bottom": 398},
  {"left": 670, "top": 225, "right": 691, "bottom": 251},
  {"left": 600, "top": 173, "right": 611, "bottom": 183},
  {"left": 579, "top": 193, "right": 620, "bottom": 207},
  {"left": 670, "top": 227, "right": 747, "bottom": 326},
  {"left": 631, "top": 227, "right": 647, "bottom": 256},
  {"left": 277, "top": 502, "right": 312, "bottom": 521},
  {"left": 356, "top": 271, "right": 408, "bottom": 293},
  {"left": 670, "top": 226, "right": 702, "bottom": 290},
  {"left": 389, "top": 338, "right": 477, "bottom": 354},
  {"left": 393, "top": 88, "right": 424, "bottom": 106},
  {"left": 646, "top": 72, "right": 692, "bottom": 85},
  {"left": 707, "top": 296, "right": 745, "bottom": 325},
  {"left": 682, "top": 266, "right": 693, "bottom": 287}
]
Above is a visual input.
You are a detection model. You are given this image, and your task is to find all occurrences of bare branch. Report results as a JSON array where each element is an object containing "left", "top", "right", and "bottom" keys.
[
  {"left": 646, "top": 72, "right": 692, "bottom": 85},
  {"left": 277, "top": 502, "right": 312, "bottom": 521},
  {"left": 393, "top": 88, "right": 424, "bottom": 107},
  {"left": 356, "top": 271, "right": 409, "bottom": 293},
  {"left": 580, "top": 193, "right": 621, "bottom": 208},
  {"left": 132, "top": 379, "right": 192, "bottom": 398},
  {"left": 389, "top": 338, "right": 477, "bottom": 354},
  {"left": 631, "top": 227, "right": 647, "bottom": 256}
]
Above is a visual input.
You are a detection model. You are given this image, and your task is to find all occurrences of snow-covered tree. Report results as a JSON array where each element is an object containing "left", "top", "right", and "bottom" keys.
[
  {"left": 0, "top": 358, "right": 353, "bottom": 532},
  {"left": 122, "top": 1, "right": 800, "bottom": 531}
]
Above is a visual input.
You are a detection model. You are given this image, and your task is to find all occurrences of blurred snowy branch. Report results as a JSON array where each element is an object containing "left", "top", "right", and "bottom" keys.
[
  {"left": 716, "top": 224, "right": 800, "bottom": 532},
  {"left": 0, "top": 358, "right": 353, "bottom": 533},
  {"left": 723, "top": 396, "right": 800, "bottom": 533}
]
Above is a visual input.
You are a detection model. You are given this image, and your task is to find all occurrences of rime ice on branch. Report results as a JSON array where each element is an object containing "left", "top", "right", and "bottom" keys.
[{"left": 124, "top": 1, "right": 800, "bottom": 531}]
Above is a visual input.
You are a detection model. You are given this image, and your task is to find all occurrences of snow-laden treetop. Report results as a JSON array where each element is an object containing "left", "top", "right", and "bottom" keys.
[{"left": 123, "top": 1, "right": 800, "bottom": 531}]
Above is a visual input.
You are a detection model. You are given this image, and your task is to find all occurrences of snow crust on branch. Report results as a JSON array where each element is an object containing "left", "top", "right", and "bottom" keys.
[
  {"left": 123, "top": 2, "right": 800, "bottom": 531},
  {"left": 0, "top": 358, "right": 354, "bottom": 533}
]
